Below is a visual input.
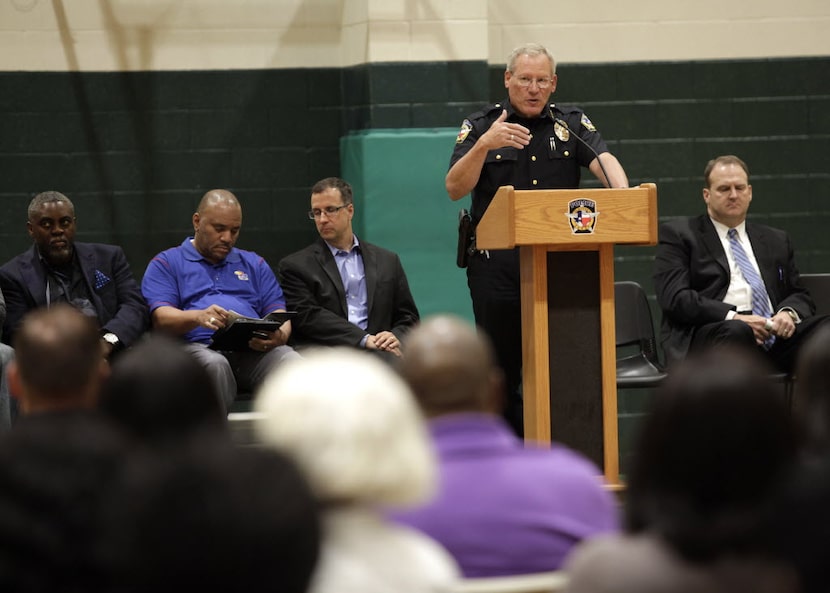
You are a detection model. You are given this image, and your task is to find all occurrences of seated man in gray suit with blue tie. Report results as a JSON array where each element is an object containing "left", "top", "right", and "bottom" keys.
[
  {"left": 654, "top": 154, "right": 829, "bottom": 372},
  {"left": 278, "top": 177, "right": 419, "bottom": 359}
]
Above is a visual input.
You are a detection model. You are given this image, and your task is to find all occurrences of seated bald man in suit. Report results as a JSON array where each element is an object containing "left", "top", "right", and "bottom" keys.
[
  {"left": 654, "top": 154, "right": 829, "bottom": 372},
  {"left": 278, "top": 177, "right": 419, "bottom": 358}
]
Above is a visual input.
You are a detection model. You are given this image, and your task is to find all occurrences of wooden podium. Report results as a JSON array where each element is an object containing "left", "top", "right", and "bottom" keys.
[{"left": 476, "top": 183, "right": 658, "bottom": 485}]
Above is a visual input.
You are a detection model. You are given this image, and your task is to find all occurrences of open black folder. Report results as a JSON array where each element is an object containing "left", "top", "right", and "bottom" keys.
[{"left": 208, "top": 311, "right": 296, "bottom": 351}]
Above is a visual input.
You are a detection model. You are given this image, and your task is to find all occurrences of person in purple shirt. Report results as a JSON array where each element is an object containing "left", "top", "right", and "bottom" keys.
[
  {"left": 391, "top": 314, "right": 619, "bottom": 577},
  {"left": 141, "top": 190, "right": 298, "bottom": 410}
]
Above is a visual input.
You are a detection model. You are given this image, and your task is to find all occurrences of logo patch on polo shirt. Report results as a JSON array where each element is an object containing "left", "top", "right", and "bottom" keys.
[{"left": 234, "top": 270, "right": 250, "bottom": 281}]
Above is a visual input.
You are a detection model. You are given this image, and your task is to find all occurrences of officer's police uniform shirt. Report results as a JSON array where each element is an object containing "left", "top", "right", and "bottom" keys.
[{"left": 450, "top": 101, "right": 609, "bottom": 223}]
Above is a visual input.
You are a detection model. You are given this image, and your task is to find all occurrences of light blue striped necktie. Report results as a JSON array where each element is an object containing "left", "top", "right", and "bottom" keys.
[{"left": 728, "top": 228, "right": 774, "bottom": 347}]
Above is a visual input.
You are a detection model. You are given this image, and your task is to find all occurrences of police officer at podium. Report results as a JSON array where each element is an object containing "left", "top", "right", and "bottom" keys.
[{"left": 446, "top": 43, "right": 629, "bottom": 434}]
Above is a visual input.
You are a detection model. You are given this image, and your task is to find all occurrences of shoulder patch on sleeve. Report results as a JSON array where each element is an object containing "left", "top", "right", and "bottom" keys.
[
  {"left": 580, "top": 113, "right": 597, "bottom": 132},
  {"left": 456, "top": 119, "right": 473, "bottom": 144}
]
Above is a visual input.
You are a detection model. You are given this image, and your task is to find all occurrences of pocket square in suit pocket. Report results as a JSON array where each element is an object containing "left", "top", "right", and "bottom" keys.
[{"left": 93, "top": 269, "right": 111, "bottom": 290}]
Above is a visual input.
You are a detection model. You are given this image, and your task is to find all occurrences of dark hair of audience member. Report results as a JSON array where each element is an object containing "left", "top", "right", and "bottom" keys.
[
  {"left": 792, "top": 323, "right": 830, "bottom": 455},
  {"left": 100, "top": 438, "right": 321, "bottom": 592},
  {"left": 625, "top": 345, "right": 796, "bottom": 562},
  {"left": 98, "top": 334, "right": 226, "bottom": 445},
  {"left": 397, "top": 314, "right": 504, "bottom": 418},
  {"left": 12, "top": 303, "right": 102, "bottom": 402},
  {"left": 0, "top": 412, "right": 128, "bottom": 592},
  {"left": 769, "top": 454, "right": 830, "bottom": 593}
]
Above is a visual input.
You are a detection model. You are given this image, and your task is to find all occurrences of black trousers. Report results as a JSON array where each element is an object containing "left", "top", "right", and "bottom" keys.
[
  {"left": 466, "top": 248, "right": 523, "bottom": 435},
  {"left": 689, "top": 314, "right": 830, "bottom": 373}
]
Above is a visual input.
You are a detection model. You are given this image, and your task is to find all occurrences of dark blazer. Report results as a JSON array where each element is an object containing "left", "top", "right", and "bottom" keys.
[
  {"left": 278, "top": 238, "right": 419, "bottom": 348},
  {"left": 653, "top": 215, "right": 814, "bottom": 364},
  {"left": 0, "top": 243, "right": 149, "bottom": 347}
]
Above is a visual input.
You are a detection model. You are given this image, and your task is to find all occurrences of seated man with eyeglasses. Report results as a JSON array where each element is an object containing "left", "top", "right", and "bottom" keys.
[{"left": 278, "top": 177, "right": 419, "bottom": 358}]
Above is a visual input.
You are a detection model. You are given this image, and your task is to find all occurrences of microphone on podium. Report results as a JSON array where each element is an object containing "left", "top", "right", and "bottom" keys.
[{"left": 550, "top": 113, "right": 616, "bottom": 189}]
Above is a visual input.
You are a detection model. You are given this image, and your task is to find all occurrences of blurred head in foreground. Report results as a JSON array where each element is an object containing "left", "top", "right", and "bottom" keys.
[
  {"left": 254, "top": 347, "right": 436, "bottom": 509},
  {"left": 626, "top": 346, "right": 795, "bottom": 561},
  {"left": 98, "top": 334, "right": 226, "bottom": 445},
  {"left": 102, "top": 439, "right": 320, "bottom": 592},
  {"left": 9, "top": 303, "right": 106, "bottom": 414},
  {"left": 397, "top": 314, "right": 504, "bottom": 418},
  {"left": 792, "top": 323, "right": 830, "bottom": 455}
]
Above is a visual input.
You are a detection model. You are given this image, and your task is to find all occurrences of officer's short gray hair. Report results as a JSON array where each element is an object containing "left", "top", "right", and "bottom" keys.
[{"left": 507, "top": 43, "right": 556, "bottom": 76}]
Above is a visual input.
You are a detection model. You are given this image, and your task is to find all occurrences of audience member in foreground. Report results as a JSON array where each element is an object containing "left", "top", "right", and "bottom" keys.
[
  {"left": 790, "top": 323, "right": 830, "bottom": 457},
  {"left": 0, "top": 304, "right": 128, "bottom": 591},
  {"left": 770, "top": 325, "right": 830, "bottom": 592},
  {"left": 100, "top": 438, "right": 320, "bottom": 592},
  {"left": 564, "top": 347, "right": 798, "bottom": 593},
  {"left": 255, "top": 348, "right": 459, "bottom": 593},
  {"left": 392, "top": 314, "right": 618, "bottom": 576},
  {"left": 98, "top": 334, "right": 227, "bottom": 446},
  {"left": 0, "top": 408, "right": 127, "bottom": 592},
  {"left": 768, "top": 454, "right": 830, "bottom": 593},
  {"left": 8, "top": 303, "right": 109, "bottom": 416}
]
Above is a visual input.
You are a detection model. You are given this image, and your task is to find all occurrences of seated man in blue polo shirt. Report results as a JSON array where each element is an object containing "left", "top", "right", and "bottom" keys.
[{"left": 141, "top": 189, "right": 298, "bottom": 411}]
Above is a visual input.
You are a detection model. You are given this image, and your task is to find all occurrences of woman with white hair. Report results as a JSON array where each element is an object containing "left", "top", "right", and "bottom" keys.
[{"left": 255, "top": 348, "right": 459, "bottom": 593}]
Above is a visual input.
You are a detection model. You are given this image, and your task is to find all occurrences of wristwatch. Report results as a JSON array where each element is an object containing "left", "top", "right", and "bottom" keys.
[{"left": 102, "top": 332, "right": 120, "bottom": 349}]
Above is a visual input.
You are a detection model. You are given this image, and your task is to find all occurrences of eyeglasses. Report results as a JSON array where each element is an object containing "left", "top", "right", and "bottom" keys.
[
  {"left": 308, "top": 204, "right": 348, "bottom": 220},
  {"left": 513, "top": 75, "right": 553, "bottom": 89}
]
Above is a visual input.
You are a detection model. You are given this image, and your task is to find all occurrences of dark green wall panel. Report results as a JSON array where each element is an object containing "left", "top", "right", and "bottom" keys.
[
  {"left": 0, "top": 68, "right": 347, "bottom": 283},
  {"left": 341, "top": 128, "right": 472, "bottom": 322}
]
